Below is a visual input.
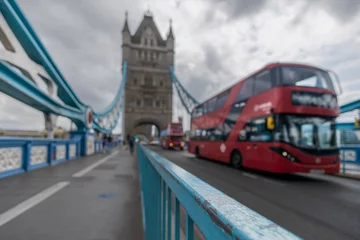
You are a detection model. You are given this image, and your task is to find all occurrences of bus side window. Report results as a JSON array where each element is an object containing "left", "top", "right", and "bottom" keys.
[
  {"left": 249, "top": 117, "right": 273, "bottom": 142},
  {"left": 215, "top": 90, "right": 230, "bottom": 110},
  {"left": 235, "top": 77, "right": 254, "bottom": 102},
  {"left": 195, "top": 129, "right": 202, "bottom": 140},
  {"left": 254, "top": 70, "right": 272, "bottom": 95},
  {"left": 239, "top": 122, "right": 252, "bottom": 141},
  {"left": 201, "top": 130, "right": 208, "bottom": 140}
]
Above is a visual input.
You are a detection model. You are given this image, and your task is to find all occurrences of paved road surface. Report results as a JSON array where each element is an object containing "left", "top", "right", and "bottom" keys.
[
  {"left": 0, "top": 150, "right": 143, "bottom": 240},
  {"left": 150, "top": 146, "right": 360, "bottom": 240}
]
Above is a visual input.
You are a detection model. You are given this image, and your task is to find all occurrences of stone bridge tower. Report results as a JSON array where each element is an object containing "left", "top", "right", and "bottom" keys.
[{"left": 122, "top": 11, "right": 174, "bottom": 139}]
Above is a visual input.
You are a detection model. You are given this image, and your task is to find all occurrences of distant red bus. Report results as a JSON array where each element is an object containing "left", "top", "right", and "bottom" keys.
[
  {"left": 160, "top": 122, "right": 184, "bottom": 150},
  {"left": 189, "top": 62, "right": 342, "bottom": 174}
]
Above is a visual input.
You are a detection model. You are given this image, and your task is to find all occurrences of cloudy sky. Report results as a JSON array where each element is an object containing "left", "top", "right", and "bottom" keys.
[{"left": 1, "top": 0, "right": 360, "bottom": 132}]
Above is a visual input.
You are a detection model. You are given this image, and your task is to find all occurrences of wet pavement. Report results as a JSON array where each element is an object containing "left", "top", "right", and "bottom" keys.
[
  {"left": 150, "top": 146, "right": 360, "bottom": 240},
  {"left": 0, "top": 150, "right": 143, "bottom": 240}
]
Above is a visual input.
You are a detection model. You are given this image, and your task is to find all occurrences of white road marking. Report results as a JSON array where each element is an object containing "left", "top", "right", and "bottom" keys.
[
  {"left": 242, "top": 172, "right": 258, "bottom": 179},
  {"left": 262, "top": 178, "right": 286, "bottom": 186},
  {"left": 0, "top": 181, "right": 70, "bottom": 227},
  {"left": 72, "top": 151, "right": 118, "bottom": 178},
  {"left": 181, "top": 152, "right": 195, "bottom": 158}
]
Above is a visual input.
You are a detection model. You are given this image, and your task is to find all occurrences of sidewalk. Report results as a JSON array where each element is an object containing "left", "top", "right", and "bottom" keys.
[{"left": 0, "top": 150, "right": 144, "bottom": 240}]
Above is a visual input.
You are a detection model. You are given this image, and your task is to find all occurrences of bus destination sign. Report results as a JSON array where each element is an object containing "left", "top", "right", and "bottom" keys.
[{"left": 292, "top": 91, "right": 337, "bottom": 109}]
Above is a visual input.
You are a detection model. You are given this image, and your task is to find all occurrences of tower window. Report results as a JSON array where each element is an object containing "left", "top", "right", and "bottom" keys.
[
  {"left": 144, "top": 76, "right": 152, "bottom": 86},
  {"left": 144, "top": 38, "right": 148, "bottom": 45},
  {"left": 150, "top": 39, "right": 154, "bottom": 46},
  {"left": 136, "top": 99, "right": 142, "bottom": 106},
  {"left": 156, "top": 100, "right": 160, "bottom": 107},
  {"left": 159, "top": 81, "right": 163, "bottom": 87},
  {"left": 144, "top": 98, "right": 153, "bottom": 107},
  {"left": 134, "top": 78, "right": 137, "bottom": 85}
]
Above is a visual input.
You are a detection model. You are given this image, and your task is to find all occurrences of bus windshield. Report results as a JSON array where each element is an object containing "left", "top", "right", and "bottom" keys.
[
  {"left": 170, "top": 136, "right": 183, "bottom": 141},
  {"left": 282, "top": 66, "right": 335, "bottom": 92},
  {"left": 280, "top": 115, "right": 337, "bottom": 149},
  {"left": 171, "top": 124, "right": 183, "bottom": 130}
]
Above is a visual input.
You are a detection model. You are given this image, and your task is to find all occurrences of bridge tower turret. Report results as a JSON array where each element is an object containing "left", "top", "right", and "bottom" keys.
[
  {"left": 122, "top": 11, "right": 131, "bottom": 61},
  {"left": 166, "top": 19, "right": 175, "bottom": 66}
]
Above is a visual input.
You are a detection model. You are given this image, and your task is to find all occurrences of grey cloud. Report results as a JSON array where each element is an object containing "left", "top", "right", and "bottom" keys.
[
  {"left": 214, "top": 0, "right": 268, "bottom": 20},
  {"left": 319, "top": 0, "right": 360, "bottom": 22},
  {"left": 203, "top": 44, "right": 225, "bottom": 73},
  {"left": 290, "top": 0, "right": 360, "bottom": 26}
]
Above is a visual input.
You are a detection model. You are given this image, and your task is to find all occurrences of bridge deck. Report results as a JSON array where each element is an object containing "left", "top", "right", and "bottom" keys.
[{"left": 0, "top": 150, "right": 143, "bottom": 240}]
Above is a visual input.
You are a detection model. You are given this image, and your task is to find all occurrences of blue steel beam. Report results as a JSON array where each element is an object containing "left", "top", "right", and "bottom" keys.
[
  {"left": 0, "top": 61, "right": 86, "bottom": 128},
  {"left": 0, "top": 0, "right": 86, "bottom": 110},
  {"left": 170, "top": 66, "right": 199, "bottom": 114},
  {"left": 340, "top": 100, "right": 360, "bottom": 114},
  {"left": 336, "top": 122, "right": 358, "bottom": 130}
]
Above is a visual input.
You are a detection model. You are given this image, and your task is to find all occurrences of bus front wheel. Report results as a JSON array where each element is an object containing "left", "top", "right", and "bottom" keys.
[{"left": 231, "top": 150, "right": 242, "bottom": 169}]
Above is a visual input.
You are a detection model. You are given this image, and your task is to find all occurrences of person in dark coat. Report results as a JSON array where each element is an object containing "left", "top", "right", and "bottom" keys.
[{"left": 128, "top": 135, "right": 134, "bottom": 155}]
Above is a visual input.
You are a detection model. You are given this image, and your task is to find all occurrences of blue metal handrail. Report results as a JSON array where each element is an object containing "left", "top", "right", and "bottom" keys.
[{"left": 137, "top": 144, "right": 301, "bottom": 240}]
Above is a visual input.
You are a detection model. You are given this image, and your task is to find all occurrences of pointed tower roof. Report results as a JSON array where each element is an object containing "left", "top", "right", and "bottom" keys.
[
  {"left": 167, "top": 19, "right": 174, "bottom": 39},
  {"left": 131, "top": 10, "right": 166, "bottom": 46},
  {"left": 122, "top": 11, "right": 130, "bottom": 33}
]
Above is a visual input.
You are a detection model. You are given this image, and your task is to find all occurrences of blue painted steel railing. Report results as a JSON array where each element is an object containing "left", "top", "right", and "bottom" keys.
[
  {"left": 0, "top": 136, "right": 104, "bottom": 179},
  {"left": 137, "top": 144, "right": 301, "bottom": 240},
  {"left": 340, "top": 146, "right": 360, "bottom": 176}
]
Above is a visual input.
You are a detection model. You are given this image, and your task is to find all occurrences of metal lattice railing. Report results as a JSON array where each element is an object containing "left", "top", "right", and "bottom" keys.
[{"left": 170, "top": 66, "right": 199, "bottom": 114}]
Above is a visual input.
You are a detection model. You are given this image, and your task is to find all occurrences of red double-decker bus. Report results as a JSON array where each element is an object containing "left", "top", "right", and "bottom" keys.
[
  {"left": 189, "top": 62, "right": 342, "bottom": 174},
  {"left": 160, "top": 122, "right": 184, "bottom": 150}
]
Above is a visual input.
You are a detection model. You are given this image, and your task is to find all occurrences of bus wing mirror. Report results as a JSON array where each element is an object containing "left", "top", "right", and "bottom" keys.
[
  {"left": 266, "top": 116, "right": 275, "bottom": 130},
  {"left": 328, "top": 70, "right": 343, "bottom": 95}
]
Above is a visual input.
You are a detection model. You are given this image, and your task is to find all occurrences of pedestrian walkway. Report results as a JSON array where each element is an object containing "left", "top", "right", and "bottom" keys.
[{"left": 0, "top": 150, "right": 143, "bottom": 240}]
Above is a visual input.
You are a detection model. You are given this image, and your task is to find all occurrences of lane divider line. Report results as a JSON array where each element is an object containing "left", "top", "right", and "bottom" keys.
[
  {"left": 0, "top": 181, "right": 70, "bottom": 227},
  {"left": 72, "top": 151, "right": 118, "bottom": 178}
]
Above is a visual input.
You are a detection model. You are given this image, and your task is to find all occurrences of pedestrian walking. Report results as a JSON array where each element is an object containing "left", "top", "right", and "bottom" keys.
[{"left": 129, "top": 135, "right": 134, "bottom": 155}]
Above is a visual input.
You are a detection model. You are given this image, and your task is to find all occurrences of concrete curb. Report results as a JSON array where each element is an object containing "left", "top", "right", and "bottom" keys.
[{"left": 334, "top": 173, "right": 360, "bottom": 181}]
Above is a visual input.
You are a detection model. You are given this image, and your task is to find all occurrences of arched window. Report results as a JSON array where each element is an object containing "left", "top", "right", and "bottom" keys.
[
  {"left": 159, "top": 81, "right": 163, "bottom": 87},
  {"left": 144, "top": 38, "right": 148, "bottom": 45},
  {"left": 134, "top": 78, "right": 137, "bottom": 85},
  {"left": 150, "top": 39, "right": 154, "bottom": 46}
]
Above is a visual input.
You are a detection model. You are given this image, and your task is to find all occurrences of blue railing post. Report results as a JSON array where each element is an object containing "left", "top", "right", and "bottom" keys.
[
  {"left": 186, "top": 214, "right": 194, "bottom": 240},
  {"left": 23, "top": 141, "right": 31, "bottom": 172},
  {"left": 66, "top": 142, "right": 70, "bottom": 160},
  {"left": 162, "top": 180, "right": 166, "bottom": 240},
  {"left": 167, "top": 187, "right": 172, "bottom": 240},
  {"left": 175, "top": 197, "right": 180, "bottom": 240}
]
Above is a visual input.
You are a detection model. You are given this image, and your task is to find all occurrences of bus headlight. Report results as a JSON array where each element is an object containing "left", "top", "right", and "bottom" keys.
[
  {"left": 181, "top": 142, "right": 184, "bottom": 147},
  {"left": 169, "top": 143, "right": 173, "bottom": 147},
  {"left": 270, "top": 147, "right": 300, "bottom": 163}
]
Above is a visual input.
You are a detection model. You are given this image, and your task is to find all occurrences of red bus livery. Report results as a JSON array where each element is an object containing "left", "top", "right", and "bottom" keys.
[
  {"left": 189, "top": 62, "right": 341, "bottom": 174},
  {"left": 160, "top": 122, "right": 184, "bottom": 150}
]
